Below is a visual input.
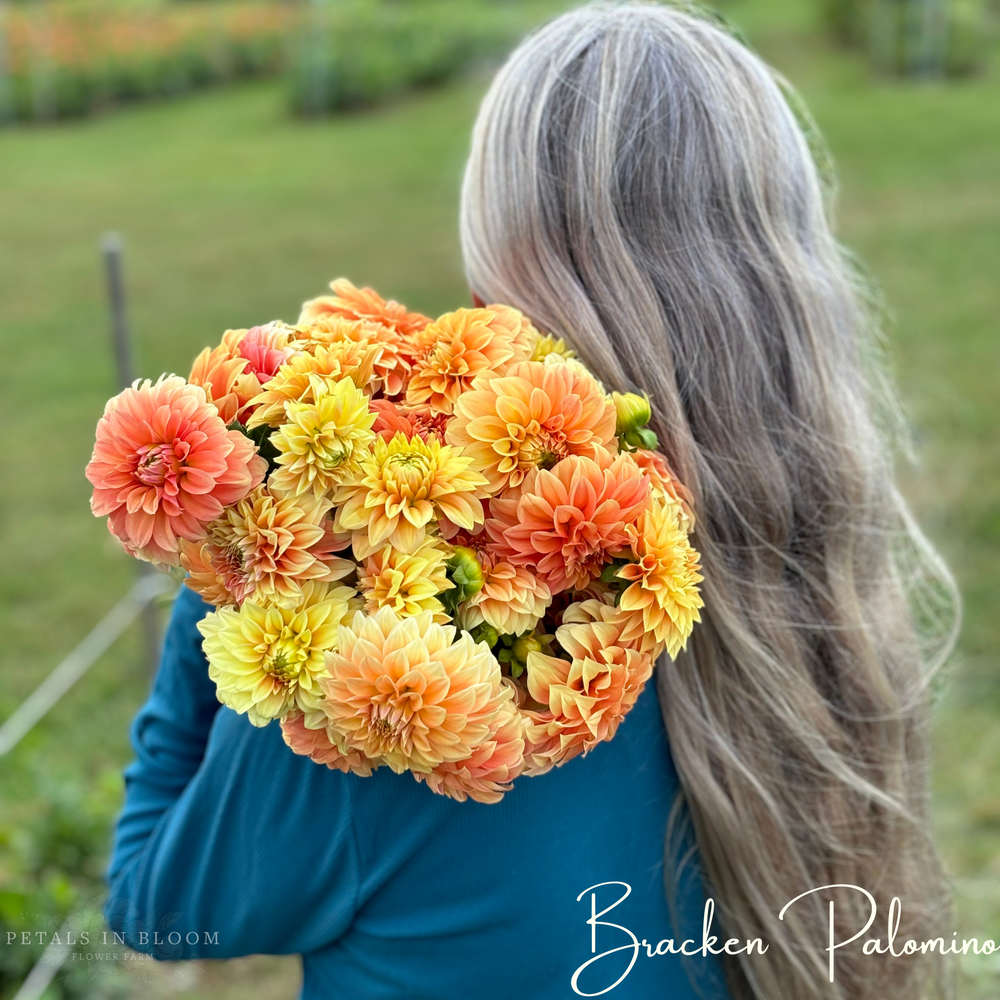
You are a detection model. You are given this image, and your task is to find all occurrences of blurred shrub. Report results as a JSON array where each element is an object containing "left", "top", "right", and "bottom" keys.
[
  {"left": 0, "top": 1, "right": 293, "bottom": 124},
  {"left": 290, "top": 0, "right": 562, "bottom": 116},
  {"left": 0, "top": 768, "right": 123, "bottom": 999},
  {"left": 822, "top": 0, "right": 993, "bottom": 76}
]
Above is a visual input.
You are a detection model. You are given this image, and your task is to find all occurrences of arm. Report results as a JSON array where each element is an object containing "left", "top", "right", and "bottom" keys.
[{"left": 105, "top": 586, "right": 360, "bottom": 960}]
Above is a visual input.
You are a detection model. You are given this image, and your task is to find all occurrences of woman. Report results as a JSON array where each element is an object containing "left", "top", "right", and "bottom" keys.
[{"left": 105, "top": 4, "right": 959, "bottom": 999}]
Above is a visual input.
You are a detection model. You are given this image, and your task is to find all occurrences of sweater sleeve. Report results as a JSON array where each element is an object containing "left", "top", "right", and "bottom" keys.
[{"left": 104, "top": 586, "right": 360, "bottom": 960}]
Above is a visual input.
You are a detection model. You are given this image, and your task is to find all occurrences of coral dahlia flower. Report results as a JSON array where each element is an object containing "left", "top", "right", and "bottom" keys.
[
  {"left": 405, "top": 307, "right": 533, "bottom": 415},
  {"left": 197, "top": 581, "right": 357, "bottom": 727},
  {"left": 486, "top": 451, "right": 649, "bottom": 594},
  {"left": 179, "top": 487, "right": 353, "bottom": 608},
  {"left": 322, "top": 606, "right": 507, "bottom": 773},
  {"left": 358, "top": 538, "right": 454, "bottom": 621},
  {"left": 416, "top": 696, "right": 525, "bottom": 803},
  {"left": 86, "top": 376, "right": 266, "bottom": 564},
  {"left": 446, "top": 360, "right": 617, "bottom": 492},
  {"left": 268, "top": 376, "right": 376, "bottom": 499},
  {"left": 299, "top": 277, "right": 431, "bottom": 340},
  {"left": 188, "top": 324, "right": 296, "bottom": 425},
  {"left": 281, "top": 711, "right": 378, "bottom": 777},
  {"left": 617, "top": 496, "right": 704, "bottom": 658},
  {"left": 332, "top": 432, "right": 488, "bottom": 558}
]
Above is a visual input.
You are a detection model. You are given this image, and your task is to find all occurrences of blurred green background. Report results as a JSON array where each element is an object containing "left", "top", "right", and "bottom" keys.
[{"left": 0, "top": 0, "right": 998, "bottom": 996}]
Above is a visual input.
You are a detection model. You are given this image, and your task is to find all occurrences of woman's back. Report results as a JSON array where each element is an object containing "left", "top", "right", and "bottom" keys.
[{"left": 107, "top": 587, "right": 730, "bottom": 999}]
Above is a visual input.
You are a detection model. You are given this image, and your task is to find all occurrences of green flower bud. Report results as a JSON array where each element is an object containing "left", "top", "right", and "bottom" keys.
[{"left": 612, "top": 391, "right": 652, "bottom": 437}]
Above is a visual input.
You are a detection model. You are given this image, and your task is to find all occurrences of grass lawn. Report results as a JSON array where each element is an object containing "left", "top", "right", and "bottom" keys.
[{"left": 0, "top": 1, "right": 997, "bottom": 997}]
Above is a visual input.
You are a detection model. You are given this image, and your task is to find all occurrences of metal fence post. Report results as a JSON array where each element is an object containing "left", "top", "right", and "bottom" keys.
[
  {"left": 101, "top": 233, "right": 164, "bottom": 674},
  {"left": 0, "top": 0, "right": 13, "bottom": 124}
]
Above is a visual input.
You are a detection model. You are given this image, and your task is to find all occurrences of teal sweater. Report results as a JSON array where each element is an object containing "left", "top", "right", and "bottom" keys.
[{"left": 105, "top": 586, "right": 732, "bottom": 999}]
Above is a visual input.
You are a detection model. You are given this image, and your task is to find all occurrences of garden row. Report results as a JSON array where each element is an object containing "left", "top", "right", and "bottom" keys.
[{"left": 0, "top": 0, "right": 562, "bottom": 125}]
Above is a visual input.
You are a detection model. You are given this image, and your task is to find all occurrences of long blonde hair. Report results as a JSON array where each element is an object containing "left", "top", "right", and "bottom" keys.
[{"left": 460, "top": 4, "right": 960, "bottom": 998}]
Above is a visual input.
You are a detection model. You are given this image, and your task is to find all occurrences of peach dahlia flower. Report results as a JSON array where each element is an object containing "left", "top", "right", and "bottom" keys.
[
  {"left": 299, "top": 277, "right": 431, "bottom": 340},
  {"left": 521, "top": 598, "right": 654, "bottom": 774},
  {"left": 486, "top": 451, "right": 649, "bottom": 594},
  {"left": 197, "top": 581, "right": 357, "bottom": 727},
  {"left": 179, "top": 487, "right": 353, "bottom": 608},
  {"left": 322, "top": 606, "right": 508, "bottom": 774},
  {"left": 446, "top": 360, "right": 617, "bottom": 493},
  {"left": 86, "top": 376, "right": 266, "bottom": 564},
  {"left": 281, "top": 711, "right": 377, "bottom": 777},
  {"left": 416, "top": 696, "right": 525, "bottom": 804},
  {"left": 333, "top": 432, "right": 488, "bottom": 558},
  {"left": 405, "top": 307, "right": 533, "bottom": 415},
  {"left": 617, "top": 496, "right": 704, "bottom": 658},
  {"left": 450, "top": 529, "right": 551, "bottom": 637}
]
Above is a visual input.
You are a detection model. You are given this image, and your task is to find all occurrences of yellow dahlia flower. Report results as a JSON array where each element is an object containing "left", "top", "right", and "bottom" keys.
[
  {"left": 179, "top": 487, "right": 353, "bottom": 608},
  {"left": 295, "top": 314, "right": 411, "bottom": 397},
  {"left": 530, "top": 333, "right": 575, "bottom": 362},
  {"left": 332, "top": 431, "right": 488, "bottom": 558},
  {"left": 446, "top": 360, "right": 618, "bottom": 493},
  {"left": 617, "top": 496, "right": 704, "bottom": 658},
  {"left": 358, "top": 538, "right": 454, "bottom": 621},
  {"left": 247, "top": 343, "right": 381, "bottom": 429},
  {"left": 268, "top": 376, "right": 376, "bottom": 499},
  {"left": 322, "top": 606, "right": 508, "bottom": 773},
  {"left": 405, "top": 306, "right": 533, "bottom": 415},
  {"left": 197, "top": 581, "right": 357, "bottom": 727}
]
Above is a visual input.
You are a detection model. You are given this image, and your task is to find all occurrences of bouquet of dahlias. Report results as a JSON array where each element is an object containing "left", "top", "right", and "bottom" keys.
[{"left": 86, "top": 279, "right": 703, "bottom": 803}]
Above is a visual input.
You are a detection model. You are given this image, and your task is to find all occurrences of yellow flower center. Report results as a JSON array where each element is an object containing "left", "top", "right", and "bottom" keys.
[{"left": 264, "top": 631, "right": 309, "bottom": 681}]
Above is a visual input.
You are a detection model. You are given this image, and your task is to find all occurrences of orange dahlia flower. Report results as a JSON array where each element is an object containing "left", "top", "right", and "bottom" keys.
[
  {"left": 299, "top": 277, "right": 431, "bottom": 339},
  {"left": 86, "top": 376, "right": 266, "bottom": 564},
  {"left": 405, "top": 306, "right": 533, "bottom": 415},
  {"left": 369, "top": 399, "right": 449, "bottom": 444},
  {"left": 631, "top": 448, "right": 696, "bottom": 532},
  {"left": 332, "top": 432, "right": 488, "bottom": 558},
  {"left": 617, "top": 496, "right": 704, "bottom": 658},
  {"left": 281, "top": 711, "right": 377, "bottom": 777},
  {"left": 446, "top": 360, "right": 617, "bottom": 492},
  {"left": 321, "top": 606, "right": 508, "bottom": 773},
  {"left": 189, "top": 324, "right": 296, "bottom": 425},
  {"left": 179, "top": 487, "right": 353, "bottom": 608},
  {"left": 486, "top": 451, "right": 649, "bottom": 594},
  {"left": 416, "top": 696, "right": 525, "bottom": 803},
  {"left": 297, "top": 314, "right": 411, "bottom": 396},
  {"left": 247, "top": 343, "right": 380, "bottom": 429},
  {"left": 521, "top": 598, "right": 654, "bottom": 773}
]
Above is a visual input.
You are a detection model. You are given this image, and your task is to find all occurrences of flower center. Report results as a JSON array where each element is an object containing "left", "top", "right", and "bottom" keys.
[
  {"left": 264, "top": 634, "right": 307, "bottom": 681},
  {"left": 135, "top": 441, "right": 184, "bottom": 487}
]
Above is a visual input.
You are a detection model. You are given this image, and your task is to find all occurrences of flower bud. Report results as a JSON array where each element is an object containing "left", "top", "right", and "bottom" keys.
[
  {"left": 612, "top": 392, "right": 659, "bottom": 451},
  {"left": 446, "top": 546, "right": 484, "bottom": 605}
]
